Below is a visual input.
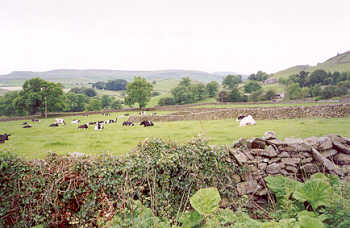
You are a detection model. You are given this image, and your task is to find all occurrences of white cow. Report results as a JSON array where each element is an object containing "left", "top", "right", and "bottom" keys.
[
  {"left": 71, "top": 119, "right": 80, "bottom": 124},
  {"left": 239, "top": 115, "right": 256, "bottom": 127},
  {"left": 55, "top": 118, "right": 66, "bottom": 125}
]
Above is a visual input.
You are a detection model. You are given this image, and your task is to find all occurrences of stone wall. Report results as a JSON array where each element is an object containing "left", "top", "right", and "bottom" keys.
[
  {"left": 228, "top": 132, "right": 350, "bottom": 197},
  {"left": 128, "top": 103, "right": 350, "bottom": 122}
]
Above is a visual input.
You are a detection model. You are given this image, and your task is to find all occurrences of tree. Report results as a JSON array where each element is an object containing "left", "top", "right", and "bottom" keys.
[
  {"left": 105, "top": 79, "right": 128, "bottom": 91},
  {"left": 124, "top": 77, "right": 153, "bottom": 109},
  {"left": 14, "top": 78, "right": 65, "bottom": 116},
  {"left": 229, "top": 88, "right": 247, "bottom": 102},
  {"left": 249, "top": 71, "right": 269, "bottom": 81},
  {"left": 206, "top": 81, "right": 219, "bottom": 97},
  {"left": 222, "top": 75, "right": 242, "bottom": 89},
  {"left": 243, "top": 81, "right": 262, "bottom": 93},
  {"left": 65, "top": 92, "right": 88, "bottom": 112},
  {"left": 111, "top": 100, "right": 123, "bottom": 109},
  {"left": 191, "top": 83, "right": 208, "bottom": 101},
  {"left": 290, "top": 71, "right": 309, "bottom": 87},
  {"left": 320, "top": 86, "right": 347, "bottom": 99},
  {"left": 307, "top": 70, "right": 328, "bottom": 86},
  {"left": 101, "top": 95, "right": 113, "bottom": 109},
  {"left": 263, "top": 89, "right": 277, "bottom": 100},
  {"left": 0, "top": 91, "right": 24, "bottom": 116},
  {"left": 248, "top": 89, "right": 264, "bottom": 102},
  {"left": 83, "top": 88, "right": 97, "bottom": 97},
  {"left": 286, "top": 83, "right": 303, "bottom": 100},
  {"left": 86, "top": 98, "right": 102, "bottom": 111},
  {"left": 158, "top": 97, "right": 176, "bottom": 106}
]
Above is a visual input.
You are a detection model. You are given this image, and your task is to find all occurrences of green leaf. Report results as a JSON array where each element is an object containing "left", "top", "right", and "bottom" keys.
[
  {"left": 265, "top": 175, "right": 302, "bottom": 201},
  {"left": 294, "top": 179, "right": 331, "bottom": 209},
  {"left": 190, "top": 187, "right": 221, "bottom": 216},
  {"left": 179, "top": 210, "right": 204, "bottom": 228},
  {"left": 298, "top": 214, "right": 326, "bottom": 228}
]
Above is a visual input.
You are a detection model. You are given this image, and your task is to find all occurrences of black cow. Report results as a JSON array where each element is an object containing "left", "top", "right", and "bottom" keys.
[
  {"left": 0, "top": 133, "right": 11, "bottom": 141},
  {"left": 23, "top": 124, "right": 32, "bottom": 128},
  {"left": 22, "top": 122, "right": 28, "bottom": 125},
  {"left": 122, "top": 121, "right": 134, "bottom": 126},
  {"left": 32, "top": 119, "right": 40, "bottom": 122},
  {"left": 49, "top": 123, "right": 59, "bottom": 127},
  {"left": 78, "top": 124, "right": 88, "bottom": 129},
  {"left": 88, "top": 122, "right": 96, "bottom": 125},
  {"left": 140, "top": 120, "right": 154, "bottom": 127}
]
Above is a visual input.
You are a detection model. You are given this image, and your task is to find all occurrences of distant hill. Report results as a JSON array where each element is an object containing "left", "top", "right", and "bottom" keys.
[
  {"left": 0, "top": 69, "right": 233, "bottom": 87},
  {"left": 272, "top": 51, "right": 350, "bottom": 79}
]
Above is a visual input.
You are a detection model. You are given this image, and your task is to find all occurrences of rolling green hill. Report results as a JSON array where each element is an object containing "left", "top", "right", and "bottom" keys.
[{"left": 271, "top": 51, "right": 350, "bottom": 79}]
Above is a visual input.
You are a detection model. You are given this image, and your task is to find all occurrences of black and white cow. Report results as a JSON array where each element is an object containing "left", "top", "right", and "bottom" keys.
[
  {"left": 72, "top": 119, "right": 81, "bottom": 124},
  {"left": 49, "top": 123, "right": 59, "bottom": 127},
  {"left": 94, "top": 122, "right": 104, "bottom": 130},
  {"left": 140, "top": 120, "right": 154, "bottom": 127},
  {"left": 23, "top": 124, "right": 32, "bottom": 128},
  {"left": 55, "top": 118, "right": 65, "bottom": 125},
  {"left": 0, "top": 133, "right": 10, "bottom": 143}
]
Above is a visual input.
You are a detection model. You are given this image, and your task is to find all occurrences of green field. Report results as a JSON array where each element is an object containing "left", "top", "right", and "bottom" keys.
[{"left": 1, "top": 114, "right": 349, "bottom": 160}]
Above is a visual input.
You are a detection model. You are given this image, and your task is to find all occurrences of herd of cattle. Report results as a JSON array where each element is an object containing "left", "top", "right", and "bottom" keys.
[
  {"left": 18, "top": 113, "right": 156, "bottom": 131},
  {"left": 1, "top": 113, "right": 256, "bottom": 145}
]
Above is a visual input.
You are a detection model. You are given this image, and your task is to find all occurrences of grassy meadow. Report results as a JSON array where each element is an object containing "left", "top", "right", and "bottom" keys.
[{"left": 1, "top": 113, "right": 350, "bottom": 160}]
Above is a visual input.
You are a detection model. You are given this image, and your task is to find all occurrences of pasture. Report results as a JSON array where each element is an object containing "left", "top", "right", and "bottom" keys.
[{"left": 1, "top": 113, "right": 350, "bottom": 160}]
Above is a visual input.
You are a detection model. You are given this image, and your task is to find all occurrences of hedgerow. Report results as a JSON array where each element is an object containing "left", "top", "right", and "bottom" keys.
[{"left": 0, "top": 137, "right": 240, "bottom": 227}]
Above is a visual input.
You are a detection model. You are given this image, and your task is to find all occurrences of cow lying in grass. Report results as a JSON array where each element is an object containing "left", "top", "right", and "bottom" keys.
[
  {"left": 49, "top": 123, "right": 59, "bottom": 127},
  {"left": 23, "top": 124, "right": 32, "bottom": 128},
  {"left": 140, "top": 120, "right": 154, "bottom": 127},
  {"left": 32, "top": 119, "right": 40, "bottom": 122},
  {"left": 0, "top": 133, "right": 10, "bottom": 143},
  {"left": 237, "top": 115, "right": 256, "bottom": 126},
  {"left": 72, "top": 119, "right": 81, "bottom": 124},
  {"left": 94, "top": 122, "right": 104, "bottom": 130},
  {"left": 122, "top": 121, "right": 134, "bottom": 126},
  {"left": 55, "top": 118, "right": 65, "bottom": 125},
  {"left": 78, "top": 124, "right": 88, "bottom": 129}
]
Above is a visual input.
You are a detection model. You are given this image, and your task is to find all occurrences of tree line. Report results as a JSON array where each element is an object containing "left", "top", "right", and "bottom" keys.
[
  {"left": 281, "top": 70, "right": 350, "bottom": 100},
  {"left": 91, "top": 79, "right": 128, "bottom": 91}
]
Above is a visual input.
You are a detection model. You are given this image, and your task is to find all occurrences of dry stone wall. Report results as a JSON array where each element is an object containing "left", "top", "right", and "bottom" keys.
[
  {"left": 229, "top": 132, "right": 350, "bottom": 197},
  {"left": 128, "top": 103, "right": 350, "bottom": 122}
]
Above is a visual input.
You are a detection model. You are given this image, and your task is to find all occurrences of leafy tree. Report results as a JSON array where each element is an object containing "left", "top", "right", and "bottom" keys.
[
  {"left": 243, "top": 81, "right": 262, "bottom": 93},
  {"left": 65, "top": 92, "right": 88, "bottom": 112},
  {"left": 0, "top": 91, "right": 25, "bottom": 116},
  {"left": 178, "top": 77, "right": 191, "bottom": 87},
  {"left": 152, "top": 91, "right": 161, "bottom": 97},
  {"left": 290, "top": 71, "right": 309, "bottom": 87},
  {"left": 111, "top": 99, "right": 122, "bottom": 109},
  {"left": 310, "top": 85, "right": 322, "bottom": 97},
  {"left": 222, "top": 75, "right": 242, "bottom": 89},
  {"left": 14, "top": 78, "right": 65, "bottom": 116},
  {"left": 307, "top": 70, "right": 328, "bottom": 86},
  {"left": 105, "top": 79, "right": 128, "bottom": 91},
  {"left": 248, "top": 89, "right": 264, "bottom": 102},
  {"left": 70, "top": 87, "right": 97, "bottom": 97},
  {"left": 337, "top": 80, "right": 350, "bottom": 89},
  {"left": 124, "top": 77, "right": 153, "bottom": 109},
  {"left": 86, "top": 98, "right": 102, "bottom": 111},
  {"left": 101, "top": 95, "right": 113, "bottom": 109},
  {"left": 158, "top": 97, "right": 176, "bottom": 106},
  {"left": 217, "top": 91, "right": 230, "bottom": 102},
  {"left": 320, "top": 86, "right": 347, "bottom": 99},
  {"left": 92, "top": 81, "right": 106, "bottom": 90},
  {"left": 171, "top": 86, "right": 195, "bottom": 104},
  {"left": 249, "top": 71, "right": 269, "bottom": 81},
  {"left": 206, "top": 81, "right": 219, "bottom": 97},
  {"left": 229, "top": 88, "right": 247, "bottom": 102},
  {"left": 263, "top": 89, "right": 277, "bottom": 100},
  {"left": 191, "top": 83, "right": 208, "bottom": 101},
  {"left": 83, "top": 88, "right": 97, "bottom": 97},
  {"left": 286, "top": 83, "right": 303, "bottom": 100}
]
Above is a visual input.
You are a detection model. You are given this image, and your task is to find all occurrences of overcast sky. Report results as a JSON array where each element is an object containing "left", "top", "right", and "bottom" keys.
[{"left": 0, "top": 0, "right": 349, "bottom": 75}]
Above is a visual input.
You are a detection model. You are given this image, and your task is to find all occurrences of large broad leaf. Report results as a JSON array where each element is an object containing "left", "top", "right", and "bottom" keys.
[
  {"left": 190, "top": 187, "right": 221, "bottom": 216},
  {"left": 265, "top": 175, "right": 302, "bottom": 201},
  {"left": 179, "top": 210, "right": 204, "bottom": 227},
  {"left": 294, "top": 179, "right": 331, "bottom": 209},
  {"left": 298, "top": 215, "right": 326, "bottom": 228}
]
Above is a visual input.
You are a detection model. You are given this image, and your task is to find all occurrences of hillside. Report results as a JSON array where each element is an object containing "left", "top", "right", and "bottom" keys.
[
  {"left": 0, "top": 69, "right": 227, "bottom": 87},
  {"left": 272, "top": 51, "right": 350, "bottom": 79}
]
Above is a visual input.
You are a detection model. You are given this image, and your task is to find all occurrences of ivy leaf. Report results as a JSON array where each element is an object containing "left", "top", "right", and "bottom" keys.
[
  {"left": 294, "top": 179, "right": 331, "bottom": 210},
  {"left": 190, "top": 187, "right": 221, "bottom": 216}
]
